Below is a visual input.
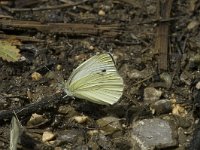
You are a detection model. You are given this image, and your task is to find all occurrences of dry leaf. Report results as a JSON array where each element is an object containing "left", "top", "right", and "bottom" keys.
[{"left": 0, "top": 40, "right": 21, "bottom": 62}]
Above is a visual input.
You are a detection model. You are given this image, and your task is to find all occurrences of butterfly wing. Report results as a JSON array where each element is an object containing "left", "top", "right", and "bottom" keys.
[{"left": 65, "top": 53, "right": 124, "bottom": 105}]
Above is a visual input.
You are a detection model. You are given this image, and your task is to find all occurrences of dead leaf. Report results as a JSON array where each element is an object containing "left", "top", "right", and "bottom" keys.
[{"left": 0, "top": 40, "right": 21, "bottom": 62}]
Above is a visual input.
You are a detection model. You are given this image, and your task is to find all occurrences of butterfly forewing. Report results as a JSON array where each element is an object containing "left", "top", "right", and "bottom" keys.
[
  {"left": 65, "top": 53, "right": 124, "bottom": 105},
  {"left": 67, "top": 54, "right": 114, "bottom": 85}
]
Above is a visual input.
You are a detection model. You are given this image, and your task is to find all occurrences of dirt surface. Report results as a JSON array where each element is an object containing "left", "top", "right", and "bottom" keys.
[{"left": 0, "top": 0, "right": 200, "bottom": 150}]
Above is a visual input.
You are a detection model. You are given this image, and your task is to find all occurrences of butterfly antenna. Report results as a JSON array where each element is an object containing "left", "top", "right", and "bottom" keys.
[{"left": 107, "top": 52, "right": 117, "bottom": 66}]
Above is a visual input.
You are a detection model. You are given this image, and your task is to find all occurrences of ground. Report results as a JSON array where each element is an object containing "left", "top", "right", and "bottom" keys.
[{"left": 0, "top": 0, "right": 200, "bottom": 150}]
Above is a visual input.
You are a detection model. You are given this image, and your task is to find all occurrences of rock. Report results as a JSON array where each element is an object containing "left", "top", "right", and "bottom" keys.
[
  {"left": 147, "top": 5, "right": 156, "bottom": 15},
  {"left": 172, "top": 104, "right": 188, "bottom": 117},
  {"left": 98, "top": 10, "right": 106, "bottom": 16},
  {"left": 160, "top": 72, "right": 172, "bottom": 88},
  {"left": 188, "top": 54, "right": 200, "bottom": 70},
  {"left": 88, "top": 133, "right": 112, "bottom": 149},
  {"left": 58, "top": 105, "right": 77, "bottom": 117},
  {"left": 187, "top": 20, "right": 199, "bottom": 30},
  {"left": 196, "top": 81, "right": 200, "bottom": 89},
  {"left": 150, "top": 99, "right": 172, "bottom": 115},
  {"left": 127, "top": 69, "right": 143, "bottom": 79},
  {"left": 96, "top": 116, "right": 122, "bottom": 135},
  {"left": 127, "top": 68, "right": 153, "bottom": 80},
  {"left": 130, "top": 118, "right": 177, "bottom": 149},
  {"left": 56, "top": 129, "right": 84, "bottom": 145},
  {"left": 31, "top": 72, "right": 42, "bottom": 81},
  {"left": 72, "top": 115, "right": 88, "bottom": 124},
  {"left": 27, "top": 113, "right": 47, "bottom": 126},
  {"left": 42, "top": 131, "right": 55, "bottom": 142},
  {"left": 56, "top": 64, "right": 62, "bottom": 71},
  {"left": 144, "top": 87, "right": 162, "bottom": 103},
  {"left": 180, "top": 71, "right": 192, "bottom": 85}
]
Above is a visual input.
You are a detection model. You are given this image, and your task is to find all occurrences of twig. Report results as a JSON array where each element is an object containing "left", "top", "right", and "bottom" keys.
[
  {"left": 0, "top": 34, "right": 44, "bottom": 42},
  {"left": 0, "top": 19, "right": 121, "bottom": 37},
  {"left": 154, "top": 0, "right": 173, "bottom": 70},
  {"left": 0, "top": 93, "right": 68, "bottom": 121},
  {"left": 3, "top": 0, "right": 88, "bottom": 13}
]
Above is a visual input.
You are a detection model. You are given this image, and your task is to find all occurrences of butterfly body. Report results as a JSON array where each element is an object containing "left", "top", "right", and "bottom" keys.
[{"left": 64, "top": 53, "right": 124, "bottom": 105}]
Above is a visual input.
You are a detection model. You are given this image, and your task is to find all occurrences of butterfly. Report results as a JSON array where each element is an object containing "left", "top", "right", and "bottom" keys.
[{"left": 63, "top": 53, "right": 124, "bottom": 105}]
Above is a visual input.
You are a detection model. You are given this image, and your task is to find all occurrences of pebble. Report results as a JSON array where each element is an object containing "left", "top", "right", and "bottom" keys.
[
  {"left": 144, "top": 87, "right": 162, "bottom": 103},
  {"left": 196, "top": 81, "right": 200, "bottom": 89},
  {"left": 160, "top": 72, "right": 172, "bottom": 88},
  {"left": 56, "top": 129, "right": 84, "bottom": 145},
  {"left": 187, "top": 20, "right": 199, "bottom": 30},
  {"left": 188, "top": 54, "right": 200, "bottom": 69},
  {"left": 58, "top": 105, "right": 77, "bottom": 116},
  {"left": 172, "top": 104, "right": 188, "bottom": 117},
  {"left": 73, "top": 115, "right": 88, "bottom": 124},
  {"left": 180, "top": 72, "right": 192, "bottom": 85},
  {"left": 130, "top": 118, "right": 177, "bottom": 149},
  {"left": 27, "top": 113, "right": 47, "bottom": 126},
  {"left": 150, "top": 99, "right": 172, "bottom": 115},
  {"left": 127, "top": 69, "right": 143, "bottom": 79},
  {"left": 96, "top": 116, "right": 122, "bottom": 135},
  {"left": 42, "top": 131, "right": 55, "bottom": 142},
  {"left": 98, "top": 10, "right": 106, "bottom": 16},
  {"left": 31, "top": 72, "right": 42, "bottom": 81}
]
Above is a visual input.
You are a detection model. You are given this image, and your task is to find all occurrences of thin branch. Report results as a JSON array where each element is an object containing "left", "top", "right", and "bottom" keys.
[{"left": 3, "top": 0, "right": 88, "bottom": 13}]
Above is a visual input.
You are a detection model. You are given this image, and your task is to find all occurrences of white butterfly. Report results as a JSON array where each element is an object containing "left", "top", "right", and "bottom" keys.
[{"left": 63, "top": 53, "right": 124, "bottom": 105}]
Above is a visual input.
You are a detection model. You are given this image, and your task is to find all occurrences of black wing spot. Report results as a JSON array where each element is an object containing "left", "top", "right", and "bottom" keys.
[{"left": 101, "top": 69, "right": 106, "bottom": 72}]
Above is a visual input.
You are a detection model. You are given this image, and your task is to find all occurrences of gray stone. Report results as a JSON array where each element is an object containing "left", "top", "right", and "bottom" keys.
[
  {"left": 150, "top": 99, "right": 172, "bottom": 115},
  {"left": 130, "top": 118, "right": 177, "bottom": 150},
  {"left": 144, "top": 87, "right": 162, "bottom": 103}
]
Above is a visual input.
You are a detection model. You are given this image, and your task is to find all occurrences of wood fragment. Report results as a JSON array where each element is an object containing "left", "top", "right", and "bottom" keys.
[
  {"left": 0, "top": 93, "right": 67, "bottom": 121},
  {"left": 0, "top": 19, "right": 121, "bottom": 37},
  {"left": 154, "top": 0, "right": 173, "bottom": 70},
  {"left": 0, "top": 34, "right": 44, "bottom": 42},
  {"left": 3, "top": 0, "right": 88, "bottom": 13}
]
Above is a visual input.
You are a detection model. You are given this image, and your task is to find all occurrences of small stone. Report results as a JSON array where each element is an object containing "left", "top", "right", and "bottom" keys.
[
  {"left": 127, "top": 69, "right": 143, "bottom": 79},
  {"left": 87, "top": 130, "right": 99, "bottom": 136},
  {"left": 31, "top": 72, "right": 42, "bottom": 81},
  {"left": 56, "top": 64, "right": 62, "bottom": 71},
  {"left": 73, "top": 115, "right": 88, "bottom": 124},
  {"left": 144, "top": 87, "right": 162, "bottom": 103},
  {"left": 196, "top": 81, "right": 200, "bottom": 89},
  {"left": 74, "top": 54, "right": 87, "bottom": 62},
  {"left": 42, "top": 131, "right": 55, "bottom": 142},
  {"left": 180, "top": 72, "right": 192, "bottom": 85},
  {"left": 89, "top": 45, "right": 94, "bottom": 50},
  {"left": 27, "top": 113, "right": 47, "bottom": 126},
  {"left": 150, "top": 99, "right": 172, "bottom": 115},
  {"left": 130, "top": 118, "right": 177, "bottom": 149},
  {"left": 55, "top": 147, "right": 62, "bottom": 150},
  {"left": 128, "top": 68, "right": 153, "bottom": 79},
  {"left": 56, "top": 129, "right": 84, "bottom": 144},
  {"left": 187, "top": 20, "right": 199, "bottom": 30},
  {"left": 188, "top": 54, "right": 200, "bottom": 69},
  {"left": 172, "top": 104, "right": 187, "bottom": 117},
  {"left": 98, "top": 10, "right": 105, "bottom": 16},
  {"left": 58, "top": 105, "right": 77, "bottom": 116},
  {"left": 147, "top": 5, "right": 156, "bottom": 15},
  {"left": 96, "top": 116, "right": 121, "bottom": 135},
  {"left": 160, "top": 72, "right": 172, "bottom": 88}
]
